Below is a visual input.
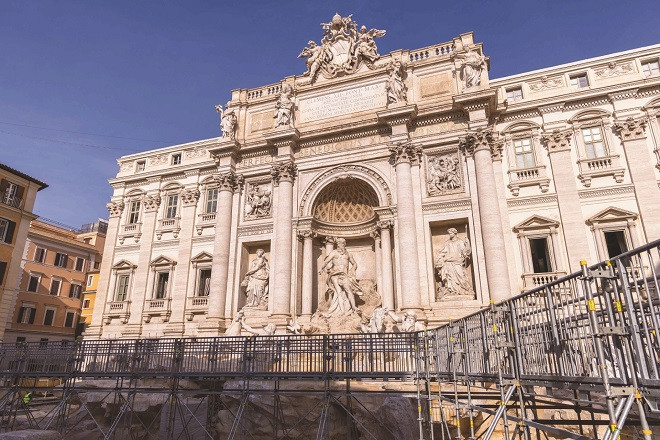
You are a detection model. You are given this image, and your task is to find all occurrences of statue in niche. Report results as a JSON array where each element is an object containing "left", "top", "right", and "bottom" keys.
[
  {"left": 274, "top": 84, "right": 295, "bottom": 128},
  {"left": 356, "top": 25, "right": 386, "bottom": 63},
  {"left": 455, "top": 47, "right": 487, "bottom": 89},
  {"left": 318, "top": 237, "right": 363, "bottom": 317},
  {"left": 358, "top": 306, "right": 387, "bottom": 333},
  {"left": 386, "top": 61, "right": 407, "bottom": 104},
  {"left": 224, "top": 310, "right": 245, "bottom": 336},
  {"left": 428, "top": 154, "right": 461, "bottom": 194},
  {"left": 241, "top": 249, "right": 269, "bottom": 309},
  {"left": 434, "top": 228, "right": 474, "bottom": 299},
  {"left": 245, "top": 184, "right": 272, "bottom": 219},
  {"left": 215, "top": 104, "right": 237, "bottom": 140},
  {"left": 386, "top": 309, "right": 426, "bottom": 332}
]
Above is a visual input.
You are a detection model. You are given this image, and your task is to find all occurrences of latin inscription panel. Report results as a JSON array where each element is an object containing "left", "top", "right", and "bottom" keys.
[{"left": 298, "top": 83, "right": 386, "bottom": 123}]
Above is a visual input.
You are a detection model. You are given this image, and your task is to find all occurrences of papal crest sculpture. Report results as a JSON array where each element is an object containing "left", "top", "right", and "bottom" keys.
[{"left": 298, "top": 13, "right": 386, "bottom": 84}]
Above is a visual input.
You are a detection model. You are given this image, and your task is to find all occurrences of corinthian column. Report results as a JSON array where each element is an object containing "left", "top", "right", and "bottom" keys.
[
  {"left": 298, "top": 230, "right": 315, "bottom": 317},
  {"left": 206, "top": 171, "right": 242, "bottom": 326},
  {"left": 389, "top": 142, "right": 423, "bottom": 311},
  {"left": 614, "top": 117, "right": 660, "bottom": 242},
  {"left": 271, "top": 161, "right": 298, "bottom": 317},
  {"left": 460, "top": 130, "right": 510, "bottom": 302}
]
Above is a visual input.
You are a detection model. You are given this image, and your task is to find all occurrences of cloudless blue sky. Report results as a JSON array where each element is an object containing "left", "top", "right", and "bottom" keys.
[{"left": 1, "top": 0, "right": 658, "bottom": 227}]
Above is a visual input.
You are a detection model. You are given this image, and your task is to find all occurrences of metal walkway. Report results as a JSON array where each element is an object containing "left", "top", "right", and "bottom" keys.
[{"left": 1, "top": 239, "right": 659, "bottom": 439}]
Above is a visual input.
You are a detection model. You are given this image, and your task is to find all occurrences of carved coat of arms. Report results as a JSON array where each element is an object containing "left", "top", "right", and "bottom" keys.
[{"left": 298, "top": 13, "right": 386, "bottom": 84}]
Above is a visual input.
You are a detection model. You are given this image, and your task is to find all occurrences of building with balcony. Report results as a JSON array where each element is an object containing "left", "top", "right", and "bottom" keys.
[{"left": 0, "top": 163, "right": 47, "bottom": 340}]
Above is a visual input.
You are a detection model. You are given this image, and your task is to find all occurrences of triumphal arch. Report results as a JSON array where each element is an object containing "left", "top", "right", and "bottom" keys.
[{"left": 86, "top": 14, "right": 660, "bottom": 339}]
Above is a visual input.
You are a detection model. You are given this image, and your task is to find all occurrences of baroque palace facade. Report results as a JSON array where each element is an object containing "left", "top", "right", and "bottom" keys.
[{"left": 87, "top": 15, "right": 660, "bottom": 339}]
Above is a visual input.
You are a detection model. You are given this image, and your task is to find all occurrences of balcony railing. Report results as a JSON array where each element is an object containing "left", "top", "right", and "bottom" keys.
[
  {"left": 185, "top": 296, "right": 209, "bottom": 320},
  {"left": 522, "top": 271, "right": 566, "bottom": 289},
  {"left": 119, "top": 222, "right": 142, "bottom": 244},
  {"left": 156, "top": 217, "right": 181, "bottom": 239},
  {"left": 507, "top": 165, "right": 550, "bottom": 195},
  {"left": 143, "top": 298, "right": 171, "bottom": 323},
  {"left": 1, "top": 191, "right": 22, "bottom": 209},
  {"left": 195, "top": 212, "right": 216, "bottom": 235},
  {"left": 103, "top": 301, "right": 130, "bottom": 324},
  {"left": 577, "top": 154, "right": 625, "bottom": 187}
]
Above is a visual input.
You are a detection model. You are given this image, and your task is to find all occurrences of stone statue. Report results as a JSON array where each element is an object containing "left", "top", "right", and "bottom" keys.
[
  {"left": 240, "top": 318, "right": 277, "bottom": 336},
  {"left": 386, "top": 309, "right": 426, "bottom": 332},
  {"left": 356, "top": 25, "right": 386, "bottom": 63},
  {"left": 434, "top": 228, "right": 474, "bottom": 299},
  {"left": 286, "top": 318, "right": 302, "bottom": 335},
  {"left": 298, "top": 41, "right": 326, "bottom": 81},
  {"left": 274, "top": 84, "right": 295, "bottom": 128},
  {"left": 215, "top": 104, "right": 237, "bottom": 140},
  {"left": 224, "top": 310, "right": 245, "bottom": 336},
  {"left": 386, "top": 61, "right": 407, "bottom": 104},
  {"left": 455, "top": 48, "right": 486, "bottom": 89},
  {"left": 358, "top": 306, "right": 387, "bottom": 333},
  {"left": 241, "top": 249, "right": 269, "bottom": 309},
  {"left": 428, "top": 154, "right": 461, "bottom": 194},
  {"left": 318, "top": 237, "right": 363, "bottom": 317},
  {"left": 245, "top": 184, "right": 272, "bottom": 219}
]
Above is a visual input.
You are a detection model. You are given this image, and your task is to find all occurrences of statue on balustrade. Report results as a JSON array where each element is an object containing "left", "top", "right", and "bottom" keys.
[
  {"left": 386, "top": 309, "right": 426, "bottom": 332},
  {"left": 455, "top": 47, "right": 486, "bottom": 89},
  {"left": 241, "top": 249, "right": 269, "bottom": 309},
  {"left": 274, "top": 84, "right": 295, "bottom": 128},
  {"left": 318, "top": 237, "right": 363, "bottom": 317},
  {"left": 434, "top": 228, "right": 474, "bottom": 300},
  {"left": 386, "top": 61, "right": 407, "bottom": 104},
  {"left": 216, "top": 103, "right": 237, "bottom": 140}
]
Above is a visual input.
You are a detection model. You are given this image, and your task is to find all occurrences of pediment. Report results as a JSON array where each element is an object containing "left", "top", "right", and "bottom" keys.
[
  {"left": 190, "top": 251, "right": 213, "bottom": 263},
  {"left": 587, "top": 207, "right": 637, "bottom": 224},
  {"left": 150, "top": 255, "right": 177, "bottom": 267},
  {"left": 112, "top": 259, "right": 137, "bottom": 270},
  {"left": 513, "top": 215, "right": 560, "bottom": 232}
]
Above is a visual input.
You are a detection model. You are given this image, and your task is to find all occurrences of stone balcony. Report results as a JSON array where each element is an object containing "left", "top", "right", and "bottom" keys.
[
  {"left": 577, "top": 154, "right": 625, "bottom": 187},
  {"left": 104, "top": 301, "right": 130, "bottom": 324},
  {"left": 143, "top": 298, "right": 171, "bottom": 323},
  {"left": 156, "top": 217, "right": 181, "bottom": 239},
  {"left": 507, "top": 165, "right": 550, "bottom": 196},
  {"left": 119, "top": 222, "right": 142, "bottom": 244},
  {"left": 522, "top": 271, "right": 567, "bottom": 290},
  {"left": 195, "top": 212, "right": 216, "bottom": 235},
  {"left": 185, "top": 296, "right": 209, "bottom": 321}
]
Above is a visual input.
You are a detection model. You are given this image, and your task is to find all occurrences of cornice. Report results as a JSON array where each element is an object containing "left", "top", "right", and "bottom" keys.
[
  {"left": 507, "top": 194, "right": 558, "bottom": 208},
  {"left": 578, "top": 185, "right": 635, "bottom": 199}
]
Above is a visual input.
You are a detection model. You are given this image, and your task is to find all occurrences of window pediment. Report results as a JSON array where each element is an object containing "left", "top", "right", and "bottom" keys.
[
  {"left": 586, "top": 207, "right": 637, "bottom": 225},
  {"left": 150, "top": 255, "right": 177, "bottom": 267},
  {"left": 190, "top": 251, "right": 213, "bottom": 264},
  {"left": 112, "top": 259, "right": 137, "bottom": 271},
  {"left": 513, "top": 215, "right": 559, "bottom": 233}
]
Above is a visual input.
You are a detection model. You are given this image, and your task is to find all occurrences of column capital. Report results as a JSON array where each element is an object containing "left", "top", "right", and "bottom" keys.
[
  {"left": 181, "top": 188, "right": 201, "bottom": 206},
  {"left": 271, "top": 161, "right": 298, "bottom": 186},
  {"left": 377, "top": 220, "right": 394, "bottom": 230},
  {"left": 388, "top": 141, "right": 422, "bottom": 166},
  {"left": 213, "top": 170, "right": 244, "bottom": 192},
  {"left": 614, "top": 116, "right": 648, "bottom": 142},
  {"left": 106, "top": 200, "right": 124, "bottom": 217},
  {"left": 459, "top": 128, "right": 501, "bottom": 159},
  {"left": 540, "top": 129, "right": 572, "bottom": 153},
  {"left": 297, "top": 229, "right": 316, "bottom": 240},
  {"left": 143, "top": 194, "right": 162, "bottom": 212},
  {"left": 369, "top": 229, "right": 381, "bottom": 241}
]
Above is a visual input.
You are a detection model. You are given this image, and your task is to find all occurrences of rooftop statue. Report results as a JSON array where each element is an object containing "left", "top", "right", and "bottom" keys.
[
  {"left": 299, "top": 13, "right": 386, "bottom": 84},
  {"left": 215, "top": 103, "right": 237, "bottom": 140}
]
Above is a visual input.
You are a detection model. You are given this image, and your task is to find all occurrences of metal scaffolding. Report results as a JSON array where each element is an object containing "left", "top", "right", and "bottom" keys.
[{"left": 1, "top": 239, "right": 659, "bottom": 439}]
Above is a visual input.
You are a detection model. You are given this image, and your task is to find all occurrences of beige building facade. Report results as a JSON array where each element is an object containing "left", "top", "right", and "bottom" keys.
[{"left": 87, "top": 16, "right": 660, "bottom": 339}]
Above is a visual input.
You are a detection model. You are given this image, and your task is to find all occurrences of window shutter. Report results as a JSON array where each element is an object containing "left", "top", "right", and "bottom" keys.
[
  {"left": 3, "top": 220, "right": 15, "bottom": 244},
  {"left": 15, "top": 185, "right": 24, "bottom": 201},
  {"left": 0, "top": 261, "right": 6, "bottom": 285},
  {"left": 62, "top": 255, "right": 68, "bottom": 267},
  {"left": 17, "top": 307, "right": 24, "bottom": 324},
  {"left": 0, "top": 179, "right": 7, "bottom": 196},
  {"left": 29, "top": 308, "right": 36, "bottom": 324},
  {"left": 69, "top": 284, "right": 75, "bottom": 297}
]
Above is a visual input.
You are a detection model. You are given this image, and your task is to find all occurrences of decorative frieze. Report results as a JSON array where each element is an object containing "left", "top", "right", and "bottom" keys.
[
  {"left": 270, "top": 161, "right": 298, "bottom": 186},
  {"left": 529, "top": 75, "right": 563, "bottom": 92},
  {"left": 594, "top": 61, "right": 634, "bottom": 79}
]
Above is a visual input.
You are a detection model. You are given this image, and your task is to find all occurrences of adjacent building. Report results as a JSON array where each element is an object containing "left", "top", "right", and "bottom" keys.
[
  {"left": 86, "top": 15, "right": 660, "bottom": 339},
  {"left": 3, "top": 219, "right": 106, "bottom": 343},
  {"left": 0, "top": 163, "right": 47, "bottom": 341}
]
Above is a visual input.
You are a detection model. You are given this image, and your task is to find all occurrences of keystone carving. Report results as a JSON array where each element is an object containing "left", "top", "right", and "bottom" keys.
[
  {"left": 271, "top": 161, "right": 298, "bottom": 186},
  {"left": 614, "top": 117, "right": 647, "bottom": 141}
]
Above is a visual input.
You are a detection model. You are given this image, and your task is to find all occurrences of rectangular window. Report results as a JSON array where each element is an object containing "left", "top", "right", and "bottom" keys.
[
  {"left": 54, "top": 253, "right": 68, "bottom": 268},
  {"left": 155, "top": 272, "right": 169, "bottom": 299},
  {"left": 128, "top": 201, "right": 141, "bottom": 224},
  {"left": 165, "top": 195, "right": 178, "bottom": 219},
  {"left": 513, "top": 138, "right": 535, "bottom": 169},
  {"left": 506, "top": 87, "right": 523, "bottom": 102},
  {"left": 68, "top": 284, "right": 82, "bottom": 299},
  {"left": 136, "top": 161, "right": 146, "bottom": 172},
  {"left": 116, "top": 274, "right": 130, "bottom": 301},
  {"left": 49, "top": 278, "right": 61, "bottom": 296},
  {"left": 172, "top": 154, "right": 182, "bottom": 165},
  {"left": 529, "top": 238, "right": 553, "bottom": 273},
  {"left": 87, "top": 275, "right": 94, "bottom": 287},
  {"left": 206, "top": 189, "right": 218, "bottom": 213},
  {"left": 34, "top": 247, "right": 46, "bottom": 263},
  {"left": 64, "top": 312, "right": 75, "bottom": 328},
  {"left": 83, "top": 299, "right": 90, "bottom": 308},
  {"left": 17, "top": 306, "right": 36, "bottom": 324},
  {"left": 197, "top": 268, "right": 212, "bottom": 296},
  {"left": 0, "top": 261, "right": 6, "bottom": 285},
  {"left": 582, "top": 127, "right": 606, "bottom": 158},
  {"left": 642, "top": 60, "right": 660, "bottom": 77},
  {"left": 27, "top": 274, "right": 40, "bottom": 292},
  {"left": 604, "top": 230, "right": 629, "bottom": 259},
  {"left": 43, "top": 309, "right": 55, "bottom": 326},
  {"left": 0, "top": 217, "right": 16, "bottom": 244},
  {"left": 75, "top": 257, "right": 85, "bottom": 271},
  {"left": 570, "top": 74, "right": 589, "bottom": 88},
  {"left": 4, "top": 182, "right": 18, "bottom": 205}
]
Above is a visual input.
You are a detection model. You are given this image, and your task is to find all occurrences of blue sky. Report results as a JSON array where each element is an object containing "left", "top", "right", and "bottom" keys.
[{"left": 1, "top": 0, "right": 658, "bottom": 227}]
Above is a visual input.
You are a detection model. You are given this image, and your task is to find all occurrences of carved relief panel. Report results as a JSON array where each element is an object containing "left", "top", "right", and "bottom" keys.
[
  {"left": 244, "top": 181, "right": 272, "bottom": 220},
  {"left": 426, "top": 151, "right": 463, "bottom": 196}
]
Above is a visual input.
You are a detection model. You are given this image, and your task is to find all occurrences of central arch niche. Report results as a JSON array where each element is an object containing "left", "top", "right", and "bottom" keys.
[{"left": 312, "top": 177, "right": 379, "bottom": 225}]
